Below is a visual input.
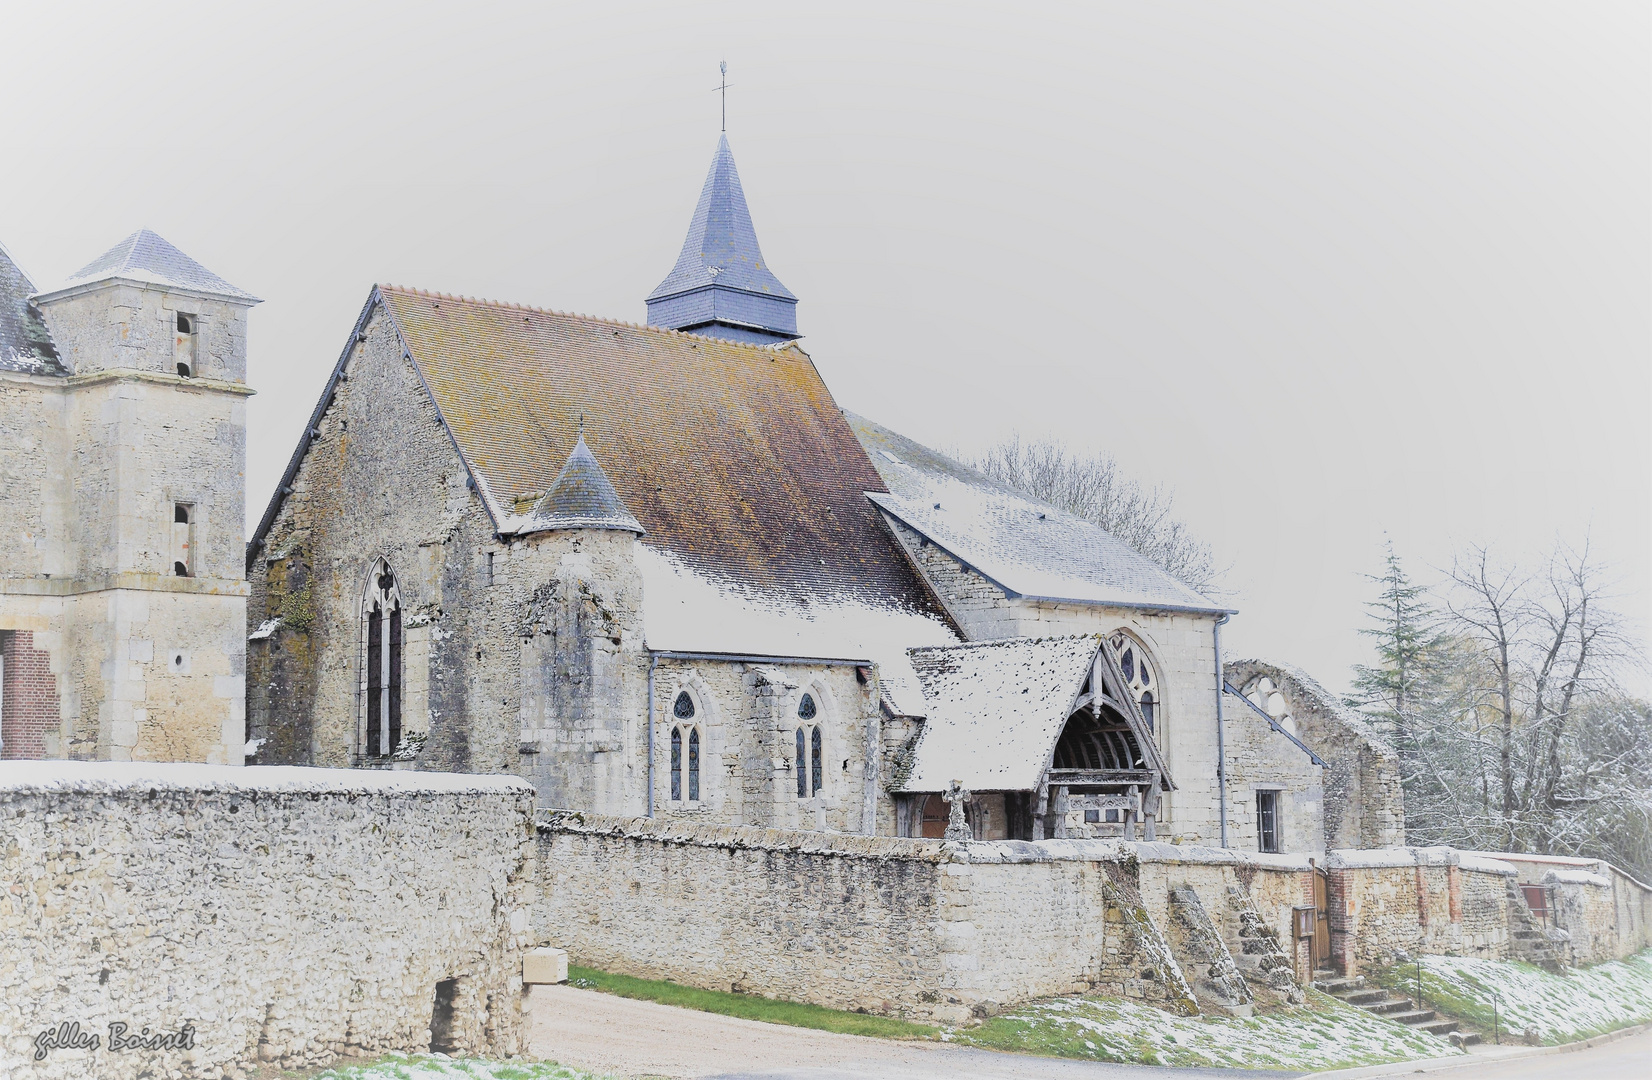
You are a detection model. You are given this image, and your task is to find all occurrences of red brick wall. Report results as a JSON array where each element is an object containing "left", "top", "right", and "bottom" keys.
[{"left": 1, "top": 630, "right": 59, "bottom": 760}]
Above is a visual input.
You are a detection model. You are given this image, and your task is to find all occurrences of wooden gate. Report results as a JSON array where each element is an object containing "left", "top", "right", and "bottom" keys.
[{"left": 1312, "top": 866, "right": 1332, "bottom": 971}]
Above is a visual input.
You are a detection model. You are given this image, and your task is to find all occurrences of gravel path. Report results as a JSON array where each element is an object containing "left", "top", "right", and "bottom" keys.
[{"left": 526, "top": 985, "right": 1299, "bottom": 1080}]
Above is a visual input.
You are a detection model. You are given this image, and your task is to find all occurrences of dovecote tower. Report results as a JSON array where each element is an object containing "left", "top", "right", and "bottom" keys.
[
  {"left": 0, "top": 229, "right": 259, "bottom": 763},
  {"left": 645, "top": 135, "right": 800, "bottom": 345}
]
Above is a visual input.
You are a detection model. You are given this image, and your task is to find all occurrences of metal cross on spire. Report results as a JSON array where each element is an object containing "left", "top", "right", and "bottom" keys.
[{"left": 714, "top": 60, "right": 730, "bottom": 132}]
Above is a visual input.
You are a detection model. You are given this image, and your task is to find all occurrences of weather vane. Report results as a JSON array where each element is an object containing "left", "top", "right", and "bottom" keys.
[{"left": 715, "top": 60, "right": 730, "bottom": 132}]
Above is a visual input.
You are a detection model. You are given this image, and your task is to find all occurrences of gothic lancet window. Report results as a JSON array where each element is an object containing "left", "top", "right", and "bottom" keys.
[
  {"left": 795, "top": 693, "right": 823, "bottom": 799},
  {"left": 1109, "top": 631, "right": 1160, "bottom": 733},
  {"left": 670, "top": 690, "right": 700, "bottom": 803},
  {"left": 362, "top": 560, "right": 403, "bottom": 759}
]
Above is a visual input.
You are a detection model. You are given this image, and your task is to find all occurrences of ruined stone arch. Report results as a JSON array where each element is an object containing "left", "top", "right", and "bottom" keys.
[
  {"left": 1238, "top": 674, "right": 1297, "bottom": 737},
  {"left": 664, "top": 671, "right": 725, "bottom": 806},
  {"left": 358, "top": 556, "right": 404, "bottom": 762}
]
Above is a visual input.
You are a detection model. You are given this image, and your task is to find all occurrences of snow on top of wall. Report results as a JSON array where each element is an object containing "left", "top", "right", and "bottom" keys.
[
  {"left": 0, "top": 761, "right": 534, "bottom": 796},
  {"left": 1544, "top": 868, "right": 1612, "bottom": 887},
  {"left": 1458, "top": 854, "right": 1519, "bottom": 876},
  {"left": 1327, "top": 846, "right": 1517, "bottom": 875},
  {"left": 636, "top": 543, "right": 956, "bottom": 715},
  {"left": 900, "top": 635, "right": 1098, "bottom": 792}
]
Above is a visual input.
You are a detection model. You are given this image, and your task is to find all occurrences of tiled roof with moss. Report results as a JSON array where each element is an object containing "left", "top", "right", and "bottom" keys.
[{"left": 379, "top": 287, "right": 943, "bottom": 614}]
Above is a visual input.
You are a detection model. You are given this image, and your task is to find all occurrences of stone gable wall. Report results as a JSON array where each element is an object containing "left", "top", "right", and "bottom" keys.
[{"left": 0, "top": 764, "right": 534, "bottom": 1079}]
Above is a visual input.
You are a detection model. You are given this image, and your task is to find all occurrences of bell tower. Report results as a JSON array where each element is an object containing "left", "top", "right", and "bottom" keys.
[{"left": 645, "top": 136, "right": 800, "bottom": 345}]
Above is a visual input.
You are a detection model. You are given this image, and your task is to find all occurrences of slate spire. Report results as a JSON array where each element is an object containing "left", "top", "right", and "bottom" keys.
[
  {"left": 646, "top": 135, "right": 799, "bottom": 345},
  {"left": 522, "top": 434, "right": 644, "bottom": 535}
]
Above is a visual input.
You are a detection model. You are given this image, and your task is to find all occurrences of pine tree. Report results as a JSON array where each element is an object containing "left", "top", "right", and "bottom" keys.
[{"left": 1349, "top": 541, "right": 1449, "bottom": 761}]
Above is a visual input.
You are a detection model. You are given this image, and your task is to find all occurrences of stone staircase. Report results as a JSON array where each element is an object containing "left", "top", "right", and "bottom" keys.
[{"left": 1313, "top": 969, "right": 1481, "bottom": 1048}]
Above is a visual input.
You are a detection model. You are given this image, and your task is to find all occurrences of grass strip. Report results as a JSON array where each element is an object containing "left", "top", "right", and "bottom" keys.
[{"left": 566, "top": 965, "right": 938, "bottom": 1040}]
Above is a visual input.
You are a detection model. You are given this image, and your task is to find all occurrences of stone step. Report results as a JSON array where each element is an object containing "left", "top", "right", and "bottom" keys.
[
  {"left": 1386, "top": 1008, "right": 1439, "bottom": 1026},
  {"left": 1366, "top": 997, "right": 1420, "bottom": 1015},
  {"left": 1414, "top": 1018, "right": 1460, "bottom": 1037},
  {"left": 1314, "top": 977, "right": 1364, "bottom": 995},
  {"left": 1340, "top": 989, "right": 1388, "bottom": 1006},
  {"left": 1449, "top": 1031, "right": 1482, "bottom": 1048}
]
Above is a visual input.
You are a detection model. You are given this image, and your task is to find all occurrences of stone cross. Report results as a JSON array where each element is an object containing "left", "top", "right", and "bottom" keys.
[{"left": 943, "top": 779, "right": 972, "bottom": 841}]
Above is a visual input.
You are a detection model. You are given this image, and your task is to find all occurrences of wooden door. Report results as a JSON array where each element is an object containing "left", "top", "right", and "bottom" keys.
[{"left": 1312, "top": 867, "right": 1332, "bottom": 970}]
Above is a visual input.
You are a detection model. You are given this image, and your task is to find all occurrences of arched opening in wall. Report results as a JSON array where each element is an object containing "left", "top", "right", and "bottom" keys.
[
  {"left": 429, "top": 978, "right": 459, "bottom": 1053},
  {"left": 918, "top": 794, "right": 948, "bottom": 838},
  {"left": 794, "top": 691, "right": 824, "bottom": 799},
  {"left": 1241, "top": 677, "right": 1298, "bottom": 737},
  {"left": 171, "top": 503, "right": 194, "bottom": 577},
  {"left": 668, "top": 690, "right": 702, "bottom": 803},
  {"left": 174, "top": 312, "right": 196, "bottom": 377},
  {"left": 361, "top": 560, "right": 403, "bottom": 760},
  {"left": 1108, "top": 631, "right": 1160, "bottom": 733}
]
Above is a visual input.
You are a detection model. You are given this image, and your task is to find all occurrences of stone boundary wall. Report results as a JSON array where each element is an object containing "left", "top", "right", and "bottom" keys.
[
  {"left": 1, "top": 763, "right": 535, "bottom": 1079},
  {"left": 1467, "top": 852, "right": 1652, "bottom": 965},
  {"left": 1325, "top": 847, "right": 1518, "bottom": 975},
  {"left": 533, "top": 812, "right": 1315, "bottom": 1022}
]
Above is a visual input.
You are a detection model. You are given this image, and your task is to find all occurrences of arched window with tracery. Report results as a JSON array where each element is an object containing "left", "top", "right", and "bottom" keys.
[
  {"left": 1109, "top": 631, "right": 1159, "bottom": 733},
  {"left": 795, "top": 692, "right": 823, "bottom": 799},
  {"left": 669, "top": 690, "right": 701, "bottom": 802},
  {"left": 361, "top": 559, "right": 403, "bottom": 759}
]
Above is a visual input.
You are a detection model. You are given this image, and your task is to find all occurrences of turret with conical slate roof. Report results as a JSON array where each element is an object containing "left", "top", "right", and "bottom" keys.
[
  {"left": 522, "top": 435, "right": 645, "bottom": 535},
  {"left": 645, "top": 135, "right": 799, "bottom": 345}
]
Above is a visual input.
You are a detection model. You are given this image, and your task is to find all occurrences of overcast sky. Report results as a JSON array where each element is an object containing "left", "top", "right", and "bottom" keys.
[{"left": 5, "top": 2, "right": 1647, "bottom": 694}]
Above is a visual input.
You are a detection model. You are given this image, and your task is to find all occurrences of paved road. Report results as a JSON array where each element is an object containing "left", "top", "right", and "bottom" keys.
[
  {"left": 1420, "top": 1028, "right": 1650, "bottom": 1080},
  {"left": 526, "top": 985, "right": 1297, "bottom": 1080}
]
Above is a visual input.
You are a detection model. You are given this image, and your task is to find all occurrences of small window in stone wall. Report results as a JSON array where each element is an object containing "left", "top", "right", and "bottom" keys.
[
  {"left": 171, "top": 503, "right": 193, "bottom": 577},
  {"left": 1257, "top": 790, "right": 1281, "bottom": 853},
  {"left": 795, "top": 693, "right": 823, "bottom": 799},
  {"left": 362, "top": 560, "right": 403, "bottom": 759},
  {"left": 174, "top": 312, "right": 196, "bottom": 377}
]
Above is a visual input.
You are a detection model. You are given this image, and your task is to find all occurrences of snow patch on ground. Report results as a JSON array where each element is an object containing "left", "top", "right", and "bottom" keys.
[
  {"left": 951, "top": 990, "right": 1456, "bottom": 1070},
  {"left": 1395, "top": 949, "right": 1652, "bottom": 1043},
  {"left": 314, "top": 1053, "right": 605, "bottom": 1080}
]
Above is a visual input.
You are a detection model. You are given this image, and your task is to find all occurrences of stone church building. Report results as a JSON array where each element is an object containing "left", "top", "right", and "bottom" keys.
[
  {"left": 1, "top": 232, "right": 255, "bottom": 765},
  {"left": 240, "top": 135, "right": 1401, "bottom": 854}
]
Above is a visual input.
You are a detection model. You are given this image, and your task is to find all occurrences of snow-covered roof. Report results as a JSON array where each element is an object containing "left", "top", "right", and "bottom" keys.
[
  {"left": 900, "top": 635, "right": 1100, "bottom": 792},
  {"left": 37, "top": 228, "right": 259, "bottom": 303},
  {"left": 0, "top": 238, "right": 64, "bottom": 375},
  {"left": 636, "top": 544, "right": 955, "bottom": 715},
  {"left": 0, "top": 760, "right": 533, "bottom": 795},
  {"left": 848, "top": 414, "right": 1230, "bottom": 615}
]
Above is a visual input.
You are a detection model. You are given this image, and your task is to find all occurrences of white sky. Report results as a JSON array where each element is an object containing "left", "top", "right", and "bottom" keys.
[{"left": 4, "top": 2, "right": 1646, "bottom": 694}]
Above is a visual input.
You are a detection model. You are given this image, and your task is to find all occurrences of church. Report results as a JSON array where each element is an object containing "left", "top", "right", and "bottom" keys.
[
  {"left": 0, "top": 135, "right": 1401, "bottom": 855},
  {"left": 240, "top": 134, "right": 1401, "bottom": 852}
]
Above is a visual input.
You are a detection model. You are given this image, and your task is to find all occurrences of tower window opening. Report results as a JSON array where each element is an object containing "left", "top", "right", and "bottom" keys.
[
  {"left": 174, "top": 311, "right": 197, "bottom": 377},
  {"left": 170, "top": 503, "right": 193, "bottom": 577}
]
